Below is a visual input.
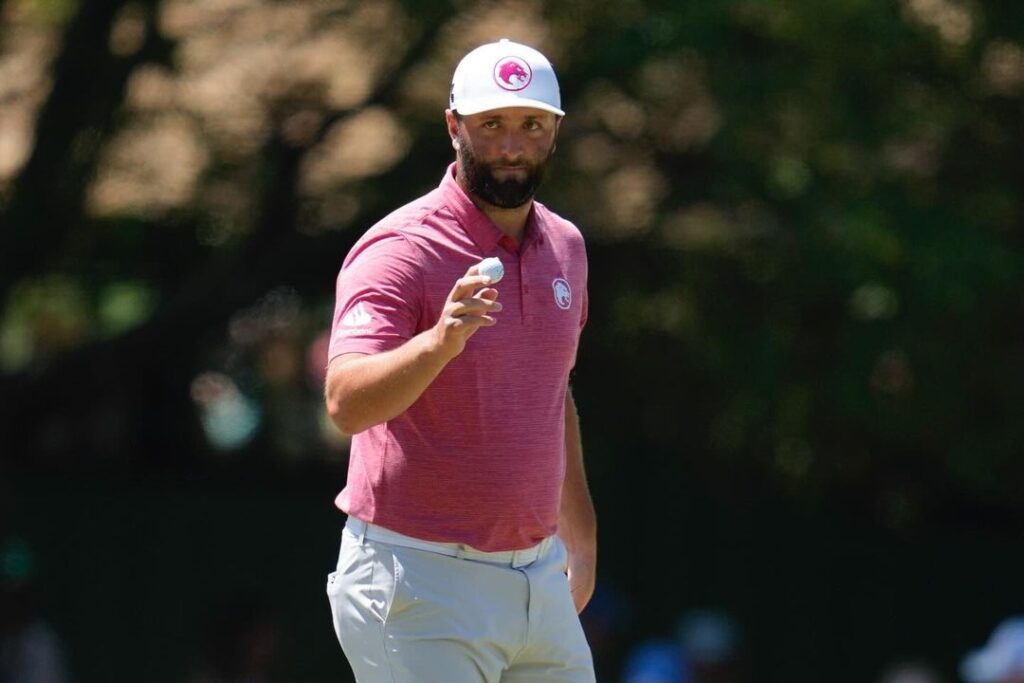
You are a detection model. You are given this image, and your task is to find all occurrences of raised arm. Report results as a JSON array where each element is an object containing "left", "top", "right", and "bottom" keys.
[{"left": 325, "top": 265, "right": 500, "bottom": 435}]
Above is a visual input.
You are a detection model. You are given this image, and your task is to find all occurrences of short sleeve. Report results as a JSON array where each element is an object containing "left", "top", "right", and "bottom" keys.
[{"left": 328, "top": 233, "right": 423, "bottom": 362}]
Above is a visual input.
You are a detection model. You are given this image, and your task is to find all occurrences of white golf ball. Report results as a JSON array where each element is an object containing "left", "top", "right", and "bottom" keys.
[{"left": 477, "top": 257, "right": 504, "bottom": 284}]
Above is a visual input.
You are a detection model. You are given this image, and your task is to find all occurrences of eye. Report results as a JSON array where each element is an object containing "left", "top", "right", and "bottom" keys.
[
  {"left": 483, "top": 120, "right": 500, "bottom": 129},
  {"left": 523, "top": 120, "right": 542, "bottom": 131}
]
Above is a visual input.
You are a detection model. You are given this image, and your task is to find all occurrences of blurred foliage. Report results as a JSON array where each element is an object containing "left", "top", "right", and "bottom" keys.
[
  {"left": 2, "top": 0, "right": 1024, "bottom": 680},
  {"left": 2, "top": 0, "right": 1023, "bottom": 523},
  {"left": 0, "top": 0, "right": 1022, "bottom": 565}
]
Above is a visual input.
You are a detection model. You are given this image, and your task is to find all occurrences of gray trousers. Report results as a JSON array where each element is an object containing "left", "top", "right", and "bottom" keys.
[{"left": 326, "top": 517, "right": 596, "bottom": 683}]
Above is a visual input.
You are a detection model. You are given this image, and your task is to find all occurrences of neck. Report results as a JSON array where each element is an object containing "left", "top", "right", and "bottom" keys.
[
  {"left": 454, "top": 166, "right": 533, "bottom": 242},
  {"left": 474, "top": 197, "right": 532, "bottom": 242}
]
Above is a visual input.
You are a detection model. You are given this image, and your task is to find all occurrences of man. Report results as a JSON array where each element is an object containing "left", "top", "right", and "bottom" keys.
[{"left": 323, "top": 39, "right": 597, "bottom": 683}]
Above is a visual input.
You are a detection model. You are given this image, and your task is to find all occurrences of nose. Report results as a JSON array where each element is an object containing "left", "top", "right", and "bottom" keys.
[{"left": 498, "top": 130, "right": 525, "bottom": 161}]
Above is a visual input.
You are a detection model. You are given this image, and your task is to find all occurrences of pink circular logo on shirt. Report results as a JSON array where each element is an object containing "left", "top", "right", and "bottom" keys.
[
  {"left": 494, "top": 57, "right": 532, "bottom": 91},
  {"left": 552, "top": 278, "right": 571, "bottom": 310}
]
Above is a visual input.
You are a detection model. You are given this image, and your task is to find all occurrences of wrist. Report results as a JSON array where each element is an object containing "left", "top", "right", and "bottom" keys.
[{"left": 422, "top": 327, "right": 461, "bottom": 365}]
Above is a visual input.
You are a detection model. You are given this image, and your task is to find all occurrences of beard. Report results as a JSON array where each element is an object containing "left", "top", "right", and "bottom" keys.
[{"left": 457, "top": 132, "right": 553, "bottom": 209}]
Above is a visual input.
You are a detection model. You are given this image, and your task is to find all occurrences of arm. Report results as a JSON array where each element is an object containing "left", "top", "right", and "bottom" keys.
[
  {"left": 559, "top": 386, "right": 597, "bottom": 613},
  {"left": 325, "top": 266, "right": 500, "bottom": 435}
]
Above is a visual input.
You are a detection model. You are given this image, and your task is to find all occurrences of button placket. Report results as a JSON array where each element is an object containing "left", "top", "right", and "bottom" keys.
[{"left": 519, "top": 254, "right": 529, "bottom": 323}]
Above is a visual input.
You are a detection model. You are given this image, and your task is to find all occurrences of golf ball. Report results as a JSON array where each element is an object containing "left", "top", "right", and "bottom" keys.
[{"left": 478, "top": 257, "right": 504, "bottom": 284}]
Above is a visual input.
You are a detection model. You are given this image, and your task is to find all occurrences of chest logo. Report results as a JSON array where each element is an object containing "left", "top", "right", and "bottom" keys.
[{"left": 552, "top": 278, "right": 572, "bottom": 310}]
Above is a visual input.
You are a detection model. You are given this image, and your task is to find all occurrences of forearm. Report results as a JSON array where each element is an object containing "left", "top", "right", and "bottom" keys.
[
  {"left": 325, "top": 331, "right": 453, "bottom": 435},
  {"left": 560, "top": 388, "right": 597, "bottom": 613},
  {"left": 559, "top": 389, "right": 597, "bottom": 555}
]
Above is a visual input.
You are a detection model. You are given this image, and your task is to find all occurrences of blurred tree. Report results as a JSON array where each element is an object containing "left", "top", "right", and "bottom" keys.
[
  {"left": 0, "top": 0, "right": 1021, "bottom": 520},
  {"left": 2, "top": 0, "right": 1024, "bottom": 681}
]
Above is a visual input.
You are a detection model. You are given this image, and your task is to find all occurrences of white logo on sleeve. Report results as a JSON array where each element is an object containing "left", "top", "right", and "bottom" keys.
[
  {"left": 341, "top": 302, "right": 372, "bottom": 328},
  {"left": 552, "top": 278, "right": 572, "bottom": 310}
]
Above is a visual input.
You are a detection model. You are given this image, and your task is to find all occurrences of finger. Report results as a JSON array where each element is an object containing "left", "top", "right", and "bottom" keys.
[
  {"left": 451, "top": 298, "right": 502, "bottom": 315},
  {"left": 449, "top": 274, "right": 495, "bottom": 302},
  {"left": 567, "top": 576, "right": 583, "bottom": 609},
  {"left": 566, "top": 566, "right": 595, "bottom": 613},
  {"left": 476, "top": 287, "right": 500, "bottom": 302},
  {"left": 447, "top": 309, "right": 499, "bottom": 327},
  {"left": 444, "top": 314, "right": 496, "bottom": 330},
  {"left": 569, "top": 582, "right": 592, "bottom": 613}
]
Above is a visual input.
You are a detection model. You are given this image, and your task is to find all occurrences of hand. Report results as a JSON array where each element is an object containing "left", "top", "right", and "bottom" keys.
[
  {"left": 565, "top": 546, "right": 596, "bottom": 613},
  {"left": 432, "top": 264, "right": 501, "bottom": 360}
]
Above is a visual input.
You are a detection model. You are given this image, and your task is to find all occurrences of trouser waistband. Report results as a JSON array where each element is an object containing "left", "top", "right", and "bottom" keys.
[{"left": 345, "top": 517, "right": 552, "bottom": 569}]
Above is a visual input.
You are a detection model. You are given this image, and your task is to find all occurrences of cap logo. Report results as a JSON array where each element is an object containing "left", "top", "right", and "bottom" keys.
[
  {"left": 552, "top": 278, "right": 571, "bottom": 310},
  {"left": 494, "top": 57, "right": 532, "bottom": 91}
]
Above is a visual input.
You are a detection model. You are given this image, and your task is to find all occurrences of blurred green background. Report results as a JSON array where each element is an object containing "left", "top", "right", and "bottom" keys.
[{"left": 1, "top": 0, "right": 1023, "bottom": 681}]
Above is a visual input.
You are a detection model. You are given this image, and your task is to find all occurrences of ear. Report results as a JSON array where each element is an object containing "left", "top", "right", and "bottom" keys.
[{"left": 444, "top": 109, "right": 460, "bottom": 146}]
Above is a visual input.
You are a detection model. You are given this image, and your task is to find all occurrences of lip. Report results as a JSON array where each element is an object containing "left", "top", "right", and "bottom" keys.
[{"left": 492, "top": 166, "right": 528, "bottom": 175}]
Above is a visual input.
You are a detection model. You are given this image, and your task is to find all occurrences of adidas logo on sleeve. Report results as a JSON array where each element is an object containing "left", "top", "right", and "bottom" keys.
[{"left": 337, "top": 301, "right": 373, "bottom": 336}]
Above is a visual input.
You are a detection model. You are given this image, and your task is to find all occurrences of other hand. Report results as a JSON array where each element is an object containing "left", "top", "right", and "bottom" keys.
[{"left": 566, "top": 546, "right": 596, "bottom": 613}]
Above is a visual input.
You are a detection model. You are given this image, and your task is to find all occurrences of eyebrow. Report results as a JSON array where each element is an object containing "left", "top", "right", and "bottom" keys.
[{"left": 482, "top": 113, "right": 545, "bottom": 120}]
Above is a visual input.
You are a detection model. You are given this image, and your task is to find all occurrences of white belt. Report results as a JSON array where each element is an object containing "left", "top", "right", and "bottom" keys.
[{"left": 345, "top": 517, "right": 552, "bottom": 569}]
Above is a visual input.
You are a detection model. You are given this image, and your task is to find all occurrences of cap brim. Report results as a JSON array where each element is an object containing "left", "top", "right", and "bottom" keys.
[{"left": 454, "top": 95, "right": 564, "bottom": 117}]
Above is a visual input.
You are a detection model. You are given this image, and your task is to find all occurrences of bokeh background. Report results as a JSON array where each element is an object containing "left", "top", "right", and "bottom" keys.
[{"left": 1, "top": 0, "right": 1023, "bottom": 681}]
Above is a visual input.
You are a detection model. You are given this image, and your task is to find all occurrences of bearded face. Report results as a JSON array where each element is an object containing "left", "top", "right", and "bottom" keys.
[{"left": 455, "top": 127, "right": 555, "bottom": 209}]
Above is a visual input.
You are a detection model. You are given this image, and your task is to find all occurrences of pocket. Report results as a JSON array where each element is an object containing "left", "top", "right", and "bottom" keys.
[
  {"left": 326, "top": 528, "right": 357, "bottom": 596},
  {"left": 326, "top": 529, "right": 350, "bottom": 599},
  {"left": 366, "top": 541, "right": 404, "bottom": 624},
  {"left": 325, "top": 531, "right": 393, "bottom": 622}
]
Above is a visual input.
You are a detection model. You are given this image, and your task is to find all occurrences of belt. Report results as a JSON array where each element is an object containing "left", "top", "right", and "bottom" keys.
[{"left": 345, "top": 517, "right": 552, "bottom": 569}]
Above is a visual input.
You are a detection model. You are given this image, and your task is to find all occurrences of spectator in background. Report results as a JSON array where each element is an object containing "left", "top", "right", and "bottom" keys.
[
  {"left": 960, "top": 616, "right": 1024, "bottom": 683},
  {"left": 676, "top": 609, "right": 747, "bottom": 683},
  {"left": 621, "top": 608, "right": 746, "bottom": 683},
  {"left": 0, "top": 535, "right": 71, "bottom": 683},
  {"left": 621, "top": 639, "right": 690, "bottom": 683}
]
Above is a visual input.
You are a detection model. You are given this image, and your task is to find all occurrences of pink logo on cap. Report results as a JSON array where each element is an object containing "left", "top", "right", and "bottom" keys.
[{"left": 494, "top": 57, "right": 532, "bottom": 91}]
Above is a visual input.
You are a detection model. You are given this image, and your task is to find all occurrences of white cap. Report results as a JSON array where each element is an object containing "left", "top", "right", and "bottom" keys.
[{"left": 449, "top": 39, "right": 564, "bottom": 116}]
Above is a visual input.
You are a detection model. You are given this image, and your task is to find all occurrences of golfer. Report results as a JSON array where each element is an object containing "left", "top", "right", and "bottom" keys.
[{"left": 324, "top": 39, "right": 596, "bottom": 682}]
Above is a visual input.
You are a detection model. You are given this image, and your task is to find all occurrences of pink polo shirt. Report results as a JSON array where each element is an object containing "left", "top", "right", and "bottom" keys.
[{"left": 328, "top": 163, "right": 588, "bottom": 551}]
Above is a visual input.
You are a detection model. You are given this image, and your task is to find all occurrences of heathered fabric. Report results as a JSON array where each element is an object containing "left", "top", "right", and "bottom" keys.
[{"left": 328, "top": 163, "right": 588, "bottom": 551}]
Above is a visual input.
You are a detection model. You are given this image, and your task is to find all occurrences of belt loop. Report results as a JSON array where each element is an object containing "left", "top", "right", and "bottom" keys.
[
  {"left": 353, "top": 517, "right": 367, "bottom": 545},
  {"left": 455, "top": 543, "right": 466, "bottom": 560}
]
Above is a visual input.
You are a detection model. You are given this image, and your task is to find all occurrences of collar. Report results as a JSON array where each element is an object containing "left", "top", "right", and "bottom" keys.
[{"left": 438, "top": 163, "right": 545, "bottom": 253}]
